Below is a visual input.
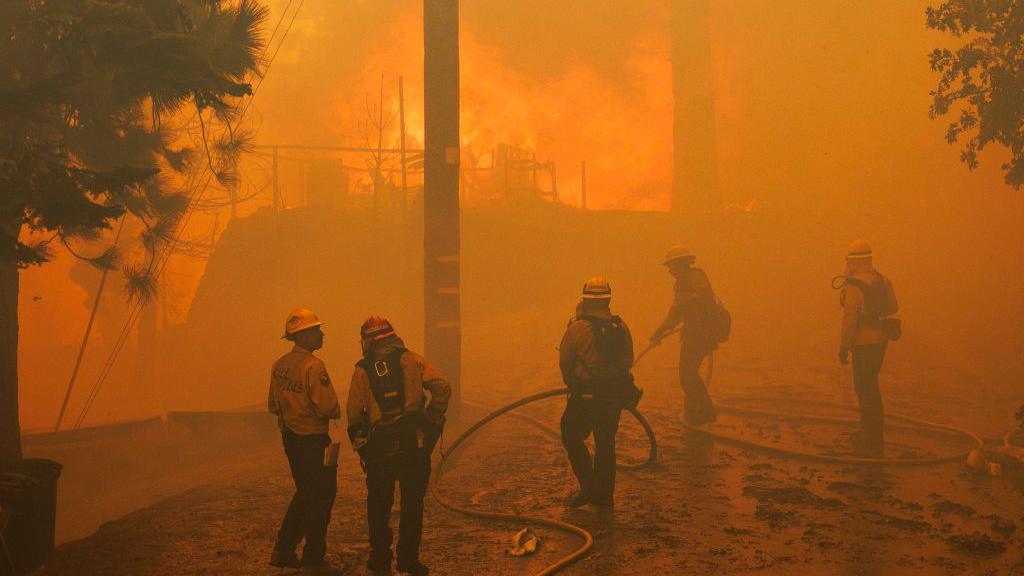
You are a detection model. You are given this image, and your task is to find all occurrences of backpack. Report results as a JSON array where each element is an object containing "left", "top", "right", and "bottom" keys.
[
  {"left": 581, "top": 315, "right": 631, "bottom": 379},
  {"left": 710, "top": 300, "right": 731, "bottom": 344},
  {"left": 579, "top": 316, "right": 642, "bottom": 407},
  {"left": 841, "top": 272, "right": 901, "bottom": 341},
  {"left": 683, "top": 268, "right": 730, "bottom": 345},
  {"left": 357, "top": 349, "right": 419, "bottom": 458}
]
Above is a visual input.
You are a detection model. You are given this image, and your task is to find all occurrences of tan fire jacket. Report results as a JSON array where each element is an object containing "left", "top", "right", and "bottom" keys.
[
  {"left": 840, "top": 268, "right": 896, "bottom": 348},
  {"left": 268, "top": 346, "right": 341, "bottom": 435},
  {"left": 346, "top": 338, "right": 451, "bottom": 450},
  {"left": 560, "top": 308, "right": 634, "bottom": 388},
  {"left": 654, "top": 267, "right": 717, "bottom": 344}
]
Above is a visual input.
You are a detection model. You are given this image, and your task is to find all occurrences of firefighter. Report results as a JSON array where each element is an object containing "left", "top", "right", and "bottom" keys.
[
  {"left": 346, "top": 317, "right": 451, "bottom": 576},
  {"left": 838, "top": 240, "right": 899, "bottom": 457},
  {"left": 268, "top": 308, "right": 340, "bottom": 568},
  {"left": 650, "top": 246, "right": 720, "bottom": 426},
  {"left": 560, "top": 277, "right": 640, "bottom": 508}
]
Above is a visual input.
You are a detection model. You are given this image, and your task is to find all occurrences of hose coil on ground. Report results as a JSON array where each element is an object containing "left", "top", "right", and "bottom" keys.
[{"left": 430, "top": 388, "right": 658, "bottom": 576}]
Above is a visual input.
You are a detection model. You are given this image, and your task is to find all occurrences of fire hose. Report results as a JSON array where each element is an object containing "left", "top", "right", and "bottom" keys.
[
  {"left": 683, "top": 398, "right": 983, "bottom": 466},
  {"left": 430, "top": 390, "right": 657, "bottom": 576},
  {"left": 430, "top": 325, "right": 984, "bottom": 574}
]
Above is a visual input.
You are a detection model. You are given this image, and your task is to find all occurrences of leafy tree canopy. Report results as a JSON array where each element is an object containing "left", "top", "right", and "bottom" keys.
[{"left": 927, "top": 0, "right": 1024, "bottom": 188}]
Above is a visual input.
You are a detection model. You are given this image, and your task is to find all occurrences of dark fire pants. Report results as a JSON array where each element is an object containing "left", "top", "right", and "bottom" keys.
[
  {"left": 679, "top": 338, "right": 716, "bottom": 425},
  {"left": 364, "top": 433, "right": 438, "bottom": 566},
  {"left": 560, "top": 396, "right": 622, "bottom": 502},
  {"left": 276, "top": 430, "right": 337, "bottom": 561},
  {"left": 852, "top": 343, "right": 887, "bottom": 454}
]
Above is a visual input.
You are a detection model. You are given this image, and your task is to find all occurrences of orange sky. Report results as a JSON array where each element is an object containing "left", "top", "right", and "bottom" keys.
[{"left": 18, "top": 0, "right": 1023, "bottom": 431}]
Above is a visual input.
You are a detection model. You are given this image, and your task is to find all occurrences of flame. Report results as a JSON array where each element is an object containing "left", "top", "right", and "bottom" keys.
[{"left": 257, "top": 0, "right": 677, "bottom": 211}]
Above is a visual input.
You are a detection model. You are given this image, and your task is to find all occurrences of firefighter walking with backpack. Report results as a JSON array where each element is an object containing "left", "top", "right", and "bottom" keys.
[
  {"left": 560, "top": 277, "right": 642, "bottom": 508},
  {"left": 650, "top": 246, "right": 728, "bottom": 426},
  {"left": 346, "top": 317, "right": 451, "bottom": 576},
  {"left": 837, "top": 240, "right": 900, "bottom": 457}
]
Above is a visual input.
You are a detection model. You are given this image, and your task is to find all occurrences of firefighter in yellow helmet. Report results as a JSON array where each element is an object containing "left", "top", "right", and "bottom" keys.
[
  {"left": 651, "top": 246, "right": 722, "bottom": 426},
  {"left": 346, "top": 317, "right": 451, "bottom": 576},
  {"left": 559, "top": 277, "right": 640, "bottom": 508},
  {"left": 268, "top": 308, "right": 340, "bottom": 569},
  {"left": 838, "top": 240, "right": 900, "bottom": 457}
]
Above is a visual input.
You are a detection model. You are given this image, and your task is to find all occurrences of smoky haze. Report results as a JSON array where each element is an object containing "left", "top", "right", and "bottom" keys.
[{"left": 18, "top": 0, "right": 1023, "bottom": 447}]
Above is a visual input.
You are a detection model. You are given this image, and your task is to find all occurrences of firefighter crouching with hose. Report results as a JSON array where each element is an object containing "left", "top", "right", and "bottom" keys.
[
  {"left": 268, "top": 308, "right": 341, "bottom": 569},
  {"left": 346, "top": 317, "right": 451, "bottom": 576},
  {"left": 560, "top": 278, "right": 642, "bottom": 509}
]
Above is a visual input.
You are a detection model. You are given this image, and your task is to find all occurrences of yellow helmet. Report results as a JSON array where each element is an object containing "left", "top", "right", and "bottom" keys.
[
  {"left": 846, "top": 240, "right": 873, "bottom": 260},
  {"left": 283, "top": 308, "right": 324, "bottom": 338},
  {"left": 663, "top": 245, "right": 695, "bottom": 265},
  {"left": 581, "top": 277, "right": 612, "bottom": 299}
]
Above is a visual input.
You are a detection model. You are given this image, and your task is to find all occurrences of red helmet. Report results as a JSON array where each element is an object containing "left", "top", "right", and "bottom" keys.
[{"left": 360, "top": 316, "right": 396, "bottom": 345}]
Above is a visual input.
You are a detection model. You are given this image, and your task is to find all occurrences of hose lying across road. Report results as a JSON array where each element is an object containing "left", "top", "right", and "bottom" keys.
[
  {"left": 431, "top": 337, "right": 985, "bottom": 574},
  {"left": 430, "top": 388, "right": 657, "bottom": 576},
  {"left": 680, "top": 397, "right": 984, "bottom": 466}
]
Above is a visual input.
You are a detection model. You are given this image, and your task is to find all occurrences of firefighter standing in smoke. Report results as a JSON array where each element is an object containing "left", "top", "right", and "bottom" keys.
[
  {"left": 838, "top": 240, "right": 900, "bottom": 457},
  {"left": 560, "top": 277, "right": 641, "bottom": 508},
  {"left": 347, "top": 317, "right": 450, "bottom": 576},
  {"left": 268, "top": 308, "right": 340, "bottom": 569},
  {"left": 650, "top": 246, "right": 722, "bottom": 426}
]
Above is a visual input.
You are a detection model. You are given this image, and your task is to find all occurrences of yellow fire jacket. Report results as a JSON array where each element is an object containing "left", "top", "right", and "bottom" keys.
[
  {"left": 268, "top": 345, "right": 341, "bottom": 435},
  {"left": 345, "top": 338, "right": 451, "bottom": 450}
]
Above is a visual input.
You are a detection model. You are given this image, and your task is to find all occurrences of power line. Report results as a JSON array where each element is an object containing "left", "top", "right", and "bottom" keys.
[
  {"left": 71, "top": 0, "right": 305, "bottom": 428},
  {"left": 53, "top": 217, "right": 126, "bottom": 431}
]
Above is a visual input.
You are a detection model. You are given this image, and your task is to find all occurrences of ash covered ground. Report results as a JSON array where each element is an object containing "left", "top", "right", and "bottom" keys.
[{"left": 31, "top": 310, "right": 1024, "bottom": 575}]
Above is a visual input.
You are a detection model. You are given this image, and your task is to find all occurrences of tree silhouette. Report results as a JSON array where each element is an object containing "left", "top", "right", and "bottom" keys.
[
  {"left": 927, "top": 1, "right": 1024, "bottom": 188},
  {"left": 0, "top": 0, "right": 267, "bottom": 462}
]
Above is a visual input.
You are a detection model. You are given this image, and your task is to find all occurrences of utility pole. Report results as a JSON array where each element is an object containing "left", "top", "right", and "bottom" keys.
[
  {"left": 399, "top": 75, "right": 408, "bottom": 212},
  {"left": 272, "top": 146, "right": 281, "bottom": 209},
  {"left": 671, "top": 0, "right": 718, "bottom": 215},
  {"left": 581, "top": 160, "right": 587, "bottom": 210},
  {"left": 424, "top": 0, "right": 461, "bottom": 414},
  {"left": 374, "top": 75, "right": 385, "bottom": 210}
]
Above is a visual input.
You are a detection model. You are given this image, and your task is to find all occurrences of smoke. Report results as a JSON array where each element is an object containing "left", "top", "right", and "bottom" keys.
[{"left": 17, "top": 0, "right": 1024, "bottom": 431}]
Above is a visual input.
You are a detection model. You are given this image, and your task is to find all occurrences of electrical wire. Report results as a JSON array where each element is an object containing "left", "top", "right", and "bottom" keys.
[{"left": 72, "top": 0, "right": 305, "bottom": 428}]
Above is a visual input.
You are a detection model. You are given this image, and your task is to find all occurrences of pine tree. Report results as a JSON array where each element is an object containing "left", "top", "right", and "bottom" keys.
[{"left": 0, "top": 0, "right": 267, "bottom": 463}]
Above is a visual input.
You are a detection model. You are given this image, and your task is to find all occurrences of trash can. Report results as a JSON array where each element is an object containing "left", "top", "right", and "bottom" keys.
[{"left": 0, "top": 459, "right": 62, "bottom": 575}]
